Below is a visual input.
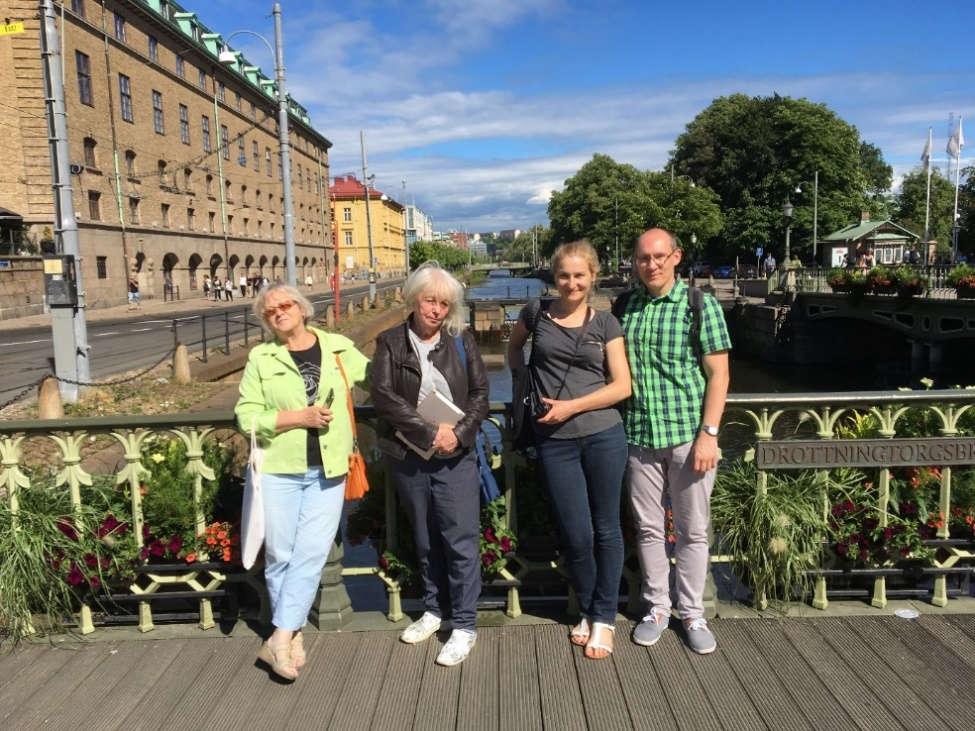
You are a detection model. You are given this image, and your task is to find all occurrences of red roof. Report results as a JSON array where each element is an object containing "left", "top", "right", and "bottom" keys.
[{"left": 329, "top": 174, "right": 383, "bottom": 200}]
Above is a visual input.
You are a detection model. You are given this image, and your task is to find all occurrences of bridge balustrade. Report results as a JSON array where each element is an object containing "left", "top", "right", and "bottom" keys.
[{"left": 2, "top": 390, "right": 973, "bottom": 637}]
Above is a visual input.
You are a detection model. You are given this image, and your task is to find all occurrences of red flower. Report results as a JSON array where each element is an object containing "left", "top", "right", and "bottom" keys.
[
  {"left": 66, "top": 563, "right": 85, "bottom": 586},
  {"left": 185, "top": 552, "right": 197, "bottom": 563},
  {"left": 57, "top": 518, "right": 78, "bottom": 541},
  {"left": 83, "top": 553, "right": 99, "bottom": 568},
  {"left": 378, "top": 555, "right": 389, "bottom": 571},
  {"left": 167, "top": 535, "right": 183, "bottom": 554},
  {"left": 88, "top": 575, "right": 101, "bottom": 591},
  {"left": 835, "top": 542, "right": 849, "bottom": 556},
  {"left": 483, "top": 527, "right": 497, "bottom": 544},
  {"left": 481, "top": 552, "right": 497, "bottom": 567},
  {"left": 500, "top": 536, "right": 512, "bottom": 553},
  {"left": 148, "top": 540, "right": 165, "bottom": 558}
]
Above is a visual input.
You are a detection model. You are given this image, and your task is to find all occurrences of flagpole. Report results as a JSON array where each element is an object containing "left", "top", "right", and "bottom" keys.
[
  {"left": 950, "top": 116, "right": 963, "bottom": 262},
  {"left": 924, "top": 126, "right": 933, "bottom": 265}
]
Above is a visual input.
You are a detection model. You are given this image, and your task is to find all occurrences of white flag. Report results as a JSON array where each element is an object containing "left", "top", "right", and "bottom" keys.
[
  {"left": 921, "top": 127, "right": 932, "bottom": 167},
  {"left": 947, "top": 116, "right": 965, "bottom": 158}
]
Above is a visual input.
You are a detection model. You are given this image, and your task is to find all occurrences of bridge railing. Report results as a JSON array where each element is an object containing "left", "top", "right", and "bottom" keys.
[
  {"left": 2, "top": 389, "right": 974, "bottom": 638},
  {"left": 791, "top": 266, "right": 959, "bottom": 299}
]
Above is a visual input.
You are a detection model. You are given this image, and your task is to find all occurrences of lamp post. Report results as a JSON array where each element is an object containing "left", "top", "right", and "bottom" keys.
[
  {"left": 219, "top": 3, "right": 296, "bottom": 285},
  {"left": 402, "top": 179, "right": 409, "bottom": 276},
  {"left": 782, "top": 199, "right": 794, "bottom": 263},
  {"left": 795, "top": 170, "right": 819, "bottom": 264},
  {"left": 360, "top": 131, "right": 377, "bottom": 303}
]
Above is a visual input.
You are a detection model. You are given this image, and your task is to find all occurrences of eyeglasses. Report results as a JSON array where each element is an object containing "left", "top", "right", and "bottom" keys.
[
  {"left": 262, "top": 300, "right": 296, "bottom": 319},
  {"left": 636, "top": 250, "right": 677, "bottom": 267}
]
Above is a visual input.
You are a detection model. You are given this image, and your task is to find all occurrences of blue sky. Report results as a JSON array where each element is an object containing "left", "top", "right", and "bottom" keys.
[{"left": 202, "top": 0, "right": 974, "bottom": 232}]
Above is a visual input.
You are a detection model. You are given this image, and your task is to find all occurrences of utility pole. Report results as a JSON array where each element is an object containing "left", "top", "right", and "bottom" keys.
[
  {"left": 273, "top": 3, "right": 296, "bottom": 286},
  {"left": 812, "top": 170, "right": 818, "bottom": 264},
  {"left": 402, "top": 178, "right": 409, "bottom": 275},
  {"left": 360, "top": 130, "right": 376, "bottom": 302},
  {"left": 41, "top": 0, "right": 90, "bottom": 401}
]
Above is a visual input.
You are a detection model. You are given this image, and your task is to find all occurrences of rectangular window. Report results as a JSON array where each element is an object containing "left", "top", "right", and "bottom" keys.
[
  {"left": 88, "top": 191, "right": 101, "bottom": 221},
  {"left": 179, "top": 104, "right": 190, "bottom": 144},
  {"left": 252, "top": 140, "right": 259, "bottom": 170},
  {"left": 75, "top": 51, "right": 92, "bottom": 106},
  {"left": 186, "top": 208, "right": 195, "bottom": 230},
  {"left": 161, "top": 203, "right": 170, "bottom": 228},
  {"left": 83, "top": 137, "right": 96, "bottom": 168},
  {"left": 198, "top": 68, "right": 206, "bottom": 90},
  {"left": 118, "top": 73, "right": 133, "bottom": 122},
  {"left": 344, "top": 231, "right": 352, "bottom": 246},
  {"left": 208, "top": 211, "right": 215, "bottom": 233},
  {"left": 227, "top": 214, "right": 233, "bottom": 234},
  {"left": 221, "top": 125, "right": 230, "bottom": 160},
  {"left": 343, "top": 207, "right": 351, "bottom": 222},
  {"left": 96, "top": 255, "right": 107, "bottom": 279},
  {"left": 235, "top": 92, "right": 242, "bottom": 111},
  {"left": 152, "top": 90, "right": 164, "bottom": 134},
  {"left": 243, "top": 217, "right": 249, "bottom": 235},
  {"left": 128, "top": 197, "right": 139, "bottom": 224},
  {"left": 201, "top": 115, "right": 211, "bottom": 153},
  {"left": 238, "top": 136, "right": 246, "bottom": 167},
  {"left": 175, "top": 54, "right": 185, "bottom": 79},
  {"left": 217, "top": 81, "right": 225, "bottom": 102},
  {"left": 250, "top": 102, "right": 256, "bottom": 120},
  {"left": 70, "top": 1, "right": 85, "bottom": 18},
  {"left": 124, "top": 150, "right": 135, "bottom": 176},
  {"left": 265, "top": 147, "right": 272, "bottom": 176},
  {"left": 113, "top": 13, "right": 126, "bottom": 42},
  {"left": 148, "top": 35, "right": 158, "bottom": 62}
]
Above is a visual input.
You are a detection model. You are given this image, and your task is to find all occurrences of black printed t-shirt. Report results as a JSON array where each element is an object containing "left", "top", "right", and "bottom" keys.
[
  {"left": 518, "top": 304, "right": 624, "bottom": 439},
  {"left": 288, "top": 339, "right": 324, "bottom": 468}
]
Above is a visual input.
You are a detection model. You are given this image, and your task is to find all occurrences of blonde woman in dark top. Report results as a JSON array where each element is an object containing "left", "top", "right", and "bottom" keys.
[{"left": 507, "top": 240, "right": 632, "bottom": 659}]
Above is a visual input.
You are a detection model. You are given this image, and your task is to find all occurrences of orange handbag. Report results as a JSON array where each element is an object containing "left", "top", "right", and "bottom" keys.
[{"left": 335, "top": 355, "right": 369, "bottom": 500}]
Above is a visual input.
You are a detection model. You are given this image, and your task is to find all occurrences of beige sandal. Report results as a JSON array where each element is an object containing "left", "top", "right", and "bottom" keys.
[
  {"left": 290, "top": 632, "right": 306, "bottom": 669},
  {"left": 569, "top": 617, "right": 591, "bottom": 646},
  {"left": 258, "top": 640, "right": 298, "bottom": 680},
  {"left": 585, "top": 622, "right": 615, "bottom": 659}
]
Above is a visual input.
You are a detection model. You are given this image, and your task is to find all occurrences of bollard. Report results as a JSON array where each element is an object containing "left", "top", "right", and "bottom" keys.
[
  {"left": 224, "top": 311, "right": 231, "bottom": 354},
  {"left": 172, "top": 344, "right": 192, "bottom": 384},
  {"left": 200, "top": 314, "right": 208, "bottom": 363},
  {"left": 37, "top": 376, "right": 63, "bottom": 419},
  {"left": 361, "top": 295, "right": 369, "bottom": 312},
  {"left": 347, "top": 301, "right": 355, "bottom": 319},
  {"left": 325, "top": 306, "right": 335, "bottom": 329},
  {"left": 243, "top": 309, "right": 250, "bottom": 346}
]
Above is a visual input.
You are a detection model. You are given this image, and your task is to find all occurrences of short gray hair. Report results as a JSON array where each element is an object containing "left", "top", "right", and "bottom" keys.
[
  {"left": 253, "top": 283, "right": 315, "bottom": 336},
  {"left": 402, "top": 262, "right": 466, "bottom": 336}
]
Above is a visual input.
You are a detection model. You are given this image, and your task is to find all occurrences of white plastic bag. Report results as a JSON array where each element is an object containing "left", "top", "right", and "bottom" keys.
[{"left": 240, "top": 428, "right": 265, "bottom": 570}]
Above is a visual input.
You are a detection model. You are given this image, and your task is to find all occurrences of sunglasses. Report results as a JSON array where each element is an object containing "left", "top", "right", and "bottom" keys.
[{"left": 263, "top": 300, "right": 296, "bottom": 319}]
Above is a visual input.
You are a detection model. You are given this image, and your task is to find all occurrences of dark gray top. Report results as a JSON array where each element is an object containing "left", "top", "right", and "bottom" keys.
[{"left": 519, "top": 301, "right": 624, "bottom": 439}]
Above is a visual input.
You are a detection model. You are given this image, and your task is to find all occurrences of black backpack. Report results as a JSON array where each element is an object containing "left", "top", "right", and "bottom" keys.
[{"left": 611, "top": 285, "right": 705, "bottom": 366}]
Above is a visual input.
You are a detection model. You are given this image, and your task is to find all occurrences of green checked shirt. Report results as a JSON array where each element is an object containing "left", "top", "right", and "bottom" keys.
[{"left": 618, "top": 279, "right": 732, "bottom": 449}]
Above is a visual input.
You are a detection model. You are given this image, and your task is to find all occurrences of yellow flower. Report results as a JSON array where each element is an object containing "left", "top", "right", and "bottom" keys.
[{"left": 150, "top": 452, "right": 165, "bottom": 464}]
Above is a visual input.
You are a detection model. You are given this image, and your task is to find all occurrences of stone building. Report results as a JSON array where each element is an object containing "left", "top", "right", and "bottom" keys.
[
  {"left": 329, "top": 174, "right": 406, "bottom": 280},
  {"left": 0, "top": 0, "right": 332, "bottom": 315}
]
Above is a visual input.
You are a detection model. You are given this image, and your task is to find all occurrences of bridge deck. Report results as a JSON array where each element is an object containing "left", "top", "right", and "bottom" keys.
[{"left": 3, "top": 615, "right": 974, "bottom": 729}]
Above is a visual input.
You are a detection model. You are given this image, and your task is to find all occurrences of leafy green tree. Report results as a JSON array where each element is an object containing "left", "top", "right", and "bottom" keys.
[
  {"left": 892, "top": 167, "right": 955, "bottom": 252},
  {"left": 409, "top": 240, "right": 470, "bottom": 270},
  {"left": 957, "top": 166, "right": 975, "bottom": 258},
  {"left": 547, "top": 154, "right": 722, "bottom": 265},
  {"left": 670, "top": 94, "right": 888, "bottom": 262}
]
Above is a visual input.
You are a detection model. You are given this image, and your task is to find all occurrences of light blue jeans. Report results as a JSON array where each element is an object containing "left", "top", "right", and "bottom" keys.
[{"left": 262, "top": 468, "right": 345, "bottom": 631}]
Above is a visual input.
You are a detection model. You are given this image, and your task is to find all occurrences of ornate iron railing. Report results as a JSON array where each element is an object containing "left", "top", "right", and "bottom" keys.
[{"left": 2, "top": 389, "right": 974, "bottom": 635}]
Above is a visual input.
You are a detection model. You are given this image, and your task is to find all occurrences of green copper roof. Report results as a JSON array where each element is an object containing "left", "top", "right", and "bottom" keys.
[{"left": 823, "top": 219, "right": 919, "bottom": 242}]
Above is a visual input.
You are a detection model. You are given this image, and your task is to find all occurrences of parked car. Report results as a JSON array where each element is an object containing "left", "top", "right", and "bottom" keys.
[{"left": 713, "top": 265, "right": 735, "bottom": 278}]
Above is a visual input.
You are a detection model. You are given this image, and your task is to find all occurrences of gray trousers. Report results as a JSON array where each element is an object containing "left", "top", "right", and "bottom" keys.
[
  {"left": 627, "top": 442, "right": 715, "bottom": 620},
  {"left": 390, "top": 450, "right": 481, "bottom": 631}
]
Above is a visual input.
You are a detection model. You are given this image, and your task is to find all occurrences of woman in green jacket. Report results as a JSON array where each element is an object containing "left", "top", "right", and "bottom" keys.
[{"left": 235, "top": 283, "right": 368, "bottom": 680}]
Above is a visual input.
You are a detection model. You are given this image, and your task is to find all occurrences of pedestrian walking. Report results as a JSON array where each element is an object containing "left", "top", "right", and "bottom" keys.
[
  {"left": 239, "top": 273, "right": 248, "bottom": 298},
  {"left": 371, "top": 262, "right": 489, "bottom": 667},
  {"left": 763, "top": 253, "right": 776, "bottom": 278},
  {"left": 235, "top": 284, "right": 369, "bottom": 681},
  {"left": 225, "top": 277, "right": 234, "bottom": 301},
  {"left": 203, "top": 274, "right": 211, "bottom": 299},
  {"left": 614, "top": 228, "right": 731, "bottom": 656},
  {"left": 213, "top": 276, "right": 222, "bottom": 301},
  {"left": 507, "top": 240, "right": 632, "bottom": 660},
  {"left": 305, "top": 273, "right": 313, "bottom": 291},
  {"left": 127, "top": 277, "right": 141, "bottom": 310}
]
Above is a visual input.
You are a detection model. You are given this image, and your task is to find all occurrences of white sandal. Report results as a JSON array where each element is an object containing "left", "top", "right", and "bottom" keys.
[
  {"left": 585, "top": 622, "right": 615, "bottom": 659},
  {"left": 569, "top": 617, "right": 591, "bottom": 646}
]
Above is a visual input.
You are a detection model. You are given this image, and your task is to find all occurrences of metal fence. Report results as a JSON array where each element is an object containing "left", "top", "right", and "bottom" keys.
[{"left": 785, "top": 266, "right": 960, "bottom": 299}]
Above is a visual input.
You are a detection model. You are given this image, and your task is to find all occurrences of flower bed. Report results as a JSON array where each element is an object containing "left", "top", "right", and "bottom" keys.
[{"left": 947, "top": 264, "right": 975, "bottom": 299}]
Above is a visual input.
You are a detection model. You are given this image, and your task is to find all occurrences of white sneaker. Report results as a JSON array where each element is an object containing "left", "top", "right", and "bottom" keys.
[
  {"left": 400, "top": 611, "right": 442, "bottom": 644},
  {"left": 435, "top": 629, "right": 476, "bottom": 667}
]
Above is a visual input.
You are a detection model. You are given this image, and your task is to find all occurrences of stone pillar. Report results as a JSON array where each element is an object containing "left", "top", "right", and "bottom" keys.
[
  {"left": 325, "top": 306, "right": 335, "bottom": 329},
  {"left": 929, "top": 342, "right": 944, "bottom": 372},
  {"left": 37, "top": 376, "right": 63, "bottom": 419},
  {"left": 308, "top": 537, "right": 353, "bottom": 629},
  {"left": 910, "top": 341, "right": 926, "bottom": 373},
  {"left": 347, "top": 300, "right": 355, "bottom": 319},
  {"left": 172, "top": 344, "right": 192, "bottom": 384},
  {"left": 361, "top": 295, "right": 370, "bottom": 312}
]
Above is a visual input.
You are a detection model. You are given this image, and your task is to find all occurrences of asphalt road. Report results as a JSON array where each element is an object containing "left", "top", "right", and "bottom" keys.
[{"left": 0, "top": 280, "right": 401, "bottom": 407}]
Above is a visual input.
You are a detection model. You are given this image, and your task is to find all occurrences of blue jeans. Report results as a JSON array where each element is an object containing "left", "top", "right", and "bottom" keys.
[
  {"left": 536, "top": 422, "right": 627, "bottom": 625},
  {"left": 390, "top": 450, "right": 481, "bottom": 631},
  {"left": 262, "top": 469, "right": 345, "bottom": 631}
]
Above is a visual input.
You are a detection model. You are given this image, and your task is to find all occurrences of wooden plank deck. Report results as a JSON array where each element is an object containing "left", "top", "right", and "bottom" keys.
[{"left": 2, "top": 615, "right": 974, "bottom": 730}]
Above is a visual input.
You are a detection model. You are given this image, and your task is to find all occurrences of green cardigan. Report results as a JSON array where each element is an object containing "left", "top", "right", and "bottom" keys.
[{"left": 235, "top": 327, "right": 369, "bottom": 476}]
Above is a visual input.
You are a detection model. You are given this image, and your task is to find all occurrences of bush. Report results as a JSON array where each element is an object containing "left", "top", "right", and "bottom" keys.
[{"left": 947, "top": 264, "right": 975, "bottom": 289}]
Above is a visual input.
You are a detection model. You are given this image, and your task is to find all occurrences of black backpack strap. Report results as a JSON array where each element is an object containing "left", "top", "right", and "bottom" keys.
[
  {"left": 687, "top": 285, "right": 704, "bottom": 367},
  {"left": 611, "top": 289, "right": 634, "bottom": 320}
]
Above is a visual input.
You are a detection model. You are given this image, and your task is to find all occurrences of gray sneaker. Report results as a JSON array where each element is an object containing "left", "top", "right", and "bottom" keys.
[
  {"left": 684, "top": 617, "right": 717, "bottom": 654},
  {"left": 632, "top": 609, "right": 670, "bottom": 647}
]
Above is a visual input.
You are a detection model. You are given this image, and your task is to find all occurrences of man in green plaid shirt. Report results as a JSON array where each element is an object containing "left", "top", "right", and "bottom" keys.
[{"left": 616, "top": 228, "right": 731, "bottom": 655}]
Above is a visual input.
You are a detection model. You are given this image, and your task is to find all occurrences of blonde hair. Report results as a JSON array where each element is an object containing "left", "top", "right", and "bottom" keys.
[
  {"left": 551, "top": 239, "right": 600, "bottom": 278},
  {"left": 253, "top": 283, "right": 315, "bottom": 336},
  {"left": 402, "top": 261, "right": 466, "bottom": 336}
]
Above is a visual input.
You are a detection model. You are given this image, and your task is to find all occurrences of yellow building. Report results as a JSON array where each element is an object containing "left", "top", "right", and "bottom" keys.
[{"left": 330, "top": 175, "right": 406, "bottom": 279}]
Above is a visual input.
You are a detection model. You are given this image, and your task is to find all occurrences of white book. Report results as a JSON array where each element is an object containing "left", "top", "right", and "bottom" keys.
[{"left": 396, "top": 390, "right": 465, "bottom": 460}]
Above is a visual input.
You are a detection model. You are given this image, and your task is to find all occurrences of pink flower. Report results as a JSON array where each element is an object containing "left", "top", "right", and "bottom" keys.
[
  {"left": 378, "top": 556, "right": 389, "bottom": 571},
  {"left": 84, "top": 553, "right": 99, "bottom": 568},
  {"left": 481, "top": 552, "right": 497, "bottom": 567},
  {"left": 167, "top": 535, "right": 183, "bottom": 555},
  {"left": 66, "top": 564, "right": 85, "bottom": 586},
  {"left": 483, "top": 527, "right": 497, "bottom": 544},
  {"left": 57, "top": 518, "right": 78, "bottom": 541},
  {"left": 148, "top": 541, "right": 165, "bottom": 558},
  {"left": 97, "top": 515, "right": 121, "bottom": 538},
  {"left": 500, "top": 536, "right": 512, "bottom": 553},
  {"left": 88, "top": 575, "right": 101, "bottom": 591}
]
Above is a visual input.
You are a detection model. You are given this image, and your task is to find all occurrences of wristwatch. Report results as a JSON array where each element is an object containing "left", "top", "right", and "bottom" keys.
[{"left": 700, "top": 424, "right": 720, "bottom": 437}]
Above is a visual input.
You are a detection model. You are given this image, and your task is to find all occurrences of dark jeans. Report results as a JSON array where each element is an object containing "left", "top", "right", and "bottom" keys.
[
  {"left": 537, "top": 421, "right": 627, "bottom": 625},
  {"left": 390, "top": 449, "right": 481, "bottom": 631}
]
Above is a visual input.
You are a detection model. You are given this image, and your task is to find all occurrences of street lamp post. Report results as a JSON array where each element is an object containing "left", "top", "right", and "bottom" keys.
[
  {"left": 402, "top": 179, "right": 409, "bottom": 276},
  {"left": 360, "top": 131, "right": 377, "bottom": 303},
  {"left": 782, "top": 199, "right": 794, "bottom": 264},
  {"left": 219, "top": 3, "right": 296, "bottom": 286},
  {"left": 795, "top": 170, "right": 819, "bottom": 264}
]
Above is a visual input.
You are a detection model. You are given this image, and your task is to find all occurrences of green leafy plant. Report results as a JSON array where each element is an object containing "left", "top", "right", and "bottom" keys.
[{"left": 866, "top": 265, "right": 899, "bottom": 293}]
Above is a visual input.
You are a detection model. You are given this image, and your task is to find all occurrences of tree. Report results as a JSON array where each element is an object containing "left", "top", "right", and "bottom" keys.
[
  {"left": 409, "top": 240, "right": 470, "bottom": 270},
  {"left": 957, "top": 166, "right": 975, "bottom": 258},
  {"left": 547, "top": 154, "right": 722, "bottom": 264},
  {"left": 670, "top": 94, "right": 889, "bottom": 262},
  {"left": 892, "top": 167, "right": 955, "bottom": 253}
]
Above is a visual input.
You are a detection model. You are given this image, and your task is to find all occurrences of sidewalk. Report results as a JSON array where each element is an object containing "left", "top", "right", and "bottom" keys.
[{"left": 0, "top": 286, "right": 331, "bottom": 333}]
